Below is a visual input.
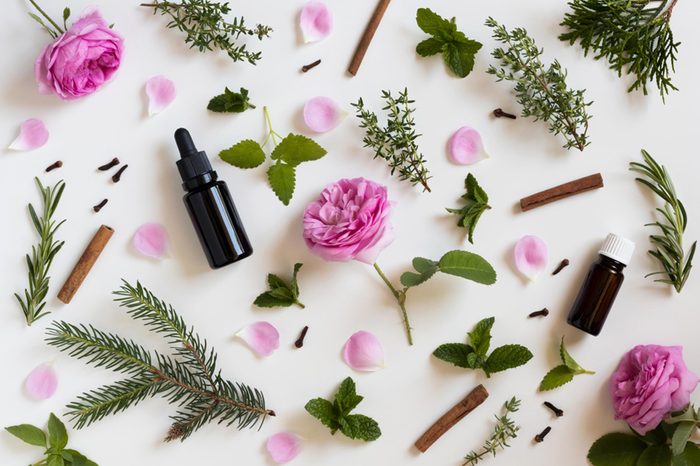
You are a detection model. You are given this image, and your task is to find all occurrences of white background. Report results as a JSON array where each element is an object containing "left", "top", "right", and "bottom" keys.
[{"left": 2, "top": 1, "right": 700, "bottom": 465}]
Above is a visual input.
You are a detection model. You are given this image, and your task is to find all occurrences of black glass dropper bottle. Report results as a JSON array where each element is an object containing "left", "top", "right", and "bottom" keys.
[{"left": 175, "top": 128, "right": 253, "bottom": 269}]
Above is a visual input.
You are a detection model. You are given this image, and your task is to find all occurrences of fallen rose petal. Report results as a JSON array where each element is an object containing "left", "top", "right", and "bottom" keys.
[
  {"left": 9, "top": 118, "right": 49, "bottom": 151},
  {"left": 343, "top": 330, "right": 385, "bottom": 372},
  {"left": 237, "top": 321, "right": 280, "bottom": 357},
  {"left": 24, "top": 364, "right": 58, "bottom": 400},
  {"left": 303, "top": 96, "right": 344, "bottom": 133},
  {"left": 447, "top": 126, "right": 488, "bottom": 165},
  {"left": 133, "top": 223, "right": 169, "bottom": 258},
  {"left": 266, "top": 432, "right": 302, "bottom": 463},
  {"left": 300, "top": 1, "right": 333, "bottom": 43},
  {"left": 145, "top": 75, "right": 176, "bottom": 116},
  {"left": 514, "top": 235, "right": 548, "bottom": 280}
]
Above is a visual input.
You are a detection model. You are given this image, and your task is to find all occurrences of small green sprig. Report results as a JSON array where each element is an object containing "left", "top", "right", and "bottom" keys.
[
  {"left": 447, "top": 173, "right": 491, "bottom": 244},
  {"left": 254, "top": 263, "right": 305, "bottom": 309},
  {"left": 27, "top": 0, "right": 70, "bottom": 38},
  {"left": 630, "top": 149, "right": 696, "bottom": 293},
  {"left": 539, "top": 337, "right": 594, "bottom": 391},
  {"left": 15, "top": 177, "right": 66, "bottom": 326},
  {"left": 463, "top": 397, "right": 521, "bottom": 465},
  {"left": 485, "top": 17, "right": 593, "bottom": 151},
  {"left": 305, "top": 377, "right": 381, "bottom": 442},
  {"left": 207, "top": 87, "right": 255, "bottom": 113},
  {"left": 352, "top": 89, "right": 431, "bottom": 192},
  {"left": 5, "top": 413, "right": 98, "bottom": 466}
]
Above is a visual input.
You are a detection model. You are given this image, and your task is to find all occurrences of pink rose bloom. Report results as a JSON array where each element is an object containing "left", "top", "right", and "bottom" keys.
[
  {"left": 35, "top": 9, "right": 123, "bottom": 100},
  {"left": 303, "top": 178, "right": 393, "bottom": 263},
  {"left": 610, "top": 344, "right": 698, "bottom": 435}
]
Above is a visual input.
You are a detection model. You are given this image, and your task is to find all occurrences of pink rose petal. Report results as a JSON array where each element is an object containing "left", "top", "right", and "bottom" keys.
[
  {"left": 300, "top": 1, "right": 333, "bottom": 43},
  {"left": 513, "top": 235, "right": 548, "bottom": 280},
  {"left": 145, "top": 75, "right": 176, "bottom": 116},
  {"left": 343, "top": 331, "right": 384, "bottom": 372},
  {"left": 9, "top": 118, "right": 49, "bottom": 151},
  {"left": 303, "top": 97, "right": 344, "bottom": 133},
  {"left": 24, "top": 364, "right": 58, "bottom": 400},
  {"left": 448, "top": 126, "right": 488, "bottom": 165},
  {"left": 133, "top": 223, "right": 169, "bottom": 258},
  {"left": 237, "top": 321, "right": 280, "bottom": 357},
  {"left": 266, "top": 432, "right": 302, "bottom": 463}
]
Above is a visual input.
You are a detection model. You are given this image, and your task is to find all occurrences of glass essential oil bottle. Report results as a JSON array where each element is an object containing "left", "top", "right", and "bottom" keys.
[
  {"left": 175, "top": 128, "right": 253, "bottom": 268},
  {"left": 567, "top": 233, "right": 635, "bottom": 336}
]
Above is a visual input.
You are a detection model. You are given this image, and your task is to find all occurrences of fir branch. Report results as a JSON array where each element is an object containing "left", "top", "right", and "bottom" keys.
[
  {"left": 630, "top": 149, "right": 696, "bottom": 292},
  {"left": 485, "top": 18, "right": 593, "bottom": 151},
  {"left": 463, "top": 397, "right": 521, "bottom": 465},
  {"left": 352, "top": 89, "right": 432, "bottom": 192},
  {"left": 46, "top": 281, "right": 273, "bottom": 442},
  {"left": 560, "top": 0, "right": 680, "bottom": 100},
  {"left": 140, "top": 0, "right": 272, "bottom": 65},
  {"left": 15, "top": 178, "right": 66, "bottom": 326}
]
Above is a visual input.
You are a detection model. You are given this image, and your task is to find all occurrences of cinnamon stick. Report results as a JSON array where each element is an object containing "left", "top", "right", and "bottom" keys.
[
  {"left": 414, "top": 384, "right": 489, "bottom": 453},
  {"left": 57, "top": 225, "right": 114, "bottom": 304},
  {"left": 520, "top": 173, "right": 603, "bottom": 212},
  {"left": 347, "top": 0, "right": 391, "bottom": 76}
]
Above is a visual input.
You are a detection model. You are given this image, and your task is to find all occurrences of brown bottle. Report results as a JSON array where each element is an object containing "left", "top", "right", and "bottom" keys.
[{"left": 567, "top": 234, "right": 635, "bottom": 336}]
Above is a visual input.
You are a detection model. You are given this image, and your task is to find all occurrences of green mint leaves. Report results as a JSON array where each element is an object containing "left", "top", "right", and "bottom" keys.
[
  {"left": 207, "top": 87, "right": 255, "bottom": 113},
  {"left": 5, "top": 413, "right": 98, "bottom": 466},
  {"left": 446, "top": 173, "right": 491, "bottom": 244},
  {"left": 433, "top": 317, "right": 532, "bottom": 377},
  {"left": 415, "top": 8, "right": 482, "bottom": 78},
  {"left": 254, "top": 263, "right": 305, "bottom": 308},
  {"left": 305, "top": 377, "right": 381, "bottom": 442},
  {"left": 400, "top": 250, "right": 497, "bottom": 288},
  {"left": 539, "top": 337, "right": 594, "bottom": 391},
  {"left": 219, "top": 107, "right": 327, "bottom": 205}
]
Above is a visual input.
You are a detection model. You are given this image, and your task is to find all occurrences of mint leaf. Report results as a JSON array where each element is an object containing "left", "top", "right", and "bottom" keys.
[
  {"left": 267, "top": 163, "right": 296, "bottom": 205},
  {"left": 47, "top": 413, "right": 68, "bottom": 450},
  {"left": 637, "top": 445, "right": 672, "bottom": 466},
  {"left": 253, "top": 291, "right": 294, "bottom": 308},
  {"left": 271, "top": 134, "right": 327, "bottom": 166},
  {"left": 672, "top": 422, "right": 696, "bottom": 456},
  {"left": 339, "top": 414, "right": 381, "bottom": 441},
  {"left": 5, "top": 424, "right": 46, "bottom": 447},
  {"left": 207, "top": 87, "right": 254, "bottom": 113},
  {"left": 539, "top": 365, "right": 576, "bottom": 391},
  {"left": 559, "top": 337, "right": 594, "bottom": 374},
  {"left": 335, "top": 377, "right": 363, "bottom": 416},
  {"left": 483, "top": 344, "right": 533, "bottom": 377},
  {"left": 416, "top": 8, "right": 454, "bottom": 36},
  {"left": 416, "top": 37, "right": 444, "bottom": 57},
  {"left": 253, "top": 264, "right": 304, "bottom": 308},
  {"left": 588, "top": 433, "right": 646, "bottom": 466},
  {"left": 400, "top": 257, "right": 439, "bottom": 287},
  {"left": 290, "top": 263, "right": 303, "bottom": 297},
  {"left": 447, "top": 174, "right": 491, "bottom": 244},
  {"left": 468, "top": 316, "right": 494, "bottom": 357},
  {"left": 219, "top": 139, "right": 266, "bottom": 169},
  {"left": 432, "top": 343, "right": 474, "bottom": 368},
  {"left": 437, "top": 250, "right": 497, "bottom": 284},
  {"left": 305, "top": 398, "right": 339, "bottom": 433}
]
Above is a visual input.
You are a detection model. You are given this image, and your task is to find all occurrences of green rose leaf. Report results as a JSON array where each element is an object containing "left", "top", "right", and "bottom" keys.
[
  {"left": 271, "top": 134, "right": 327, "bottom": 166},
  {"left": 432, "top": 343, "right": 474, "bottom": 368},
  {"left": 267, "top": 163, "right": 296, "bottom": 205},
  {"left": 400, "top": 257, "right": 439, "bottom": 288},
  {"left": 678, "top": 442, "right": 700, "bottom": 466},
  {"left": 468, "top": 317, "right": 494, "bottom": 357},
  {"left": 219, "top": 140, "right": 266, "bottom": 169},
  {"left": 539, "top": 365, "right": 576, "bottom": 391},
  {"left": 437, "top": 250, "right": 497, "bottom": 284},
  {"left": 339, "top": 414, "right": 381, "bottom": 441},
  {"left": 47, "top": 413, "right": 68, "bottom": 450},
  {"left": 483, "top": 344, "right": 533, "bottom": 377},
  {"left": 587, "top": 432, "right": 647, "bottom": 466},
  {"left": 637, "top": 444, "right": 672, "bottom": 466},
  {"left": 4, "top": 424, "right": 47, "bottom": 447},
  {"left": 672, "top": 421, "right": 697, "bottom": 456}
]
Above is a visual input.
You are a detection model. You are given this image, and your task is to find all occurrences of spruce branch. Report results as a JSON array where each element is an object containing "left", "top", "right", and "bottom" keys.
[
  {"left": 463, "top": 397, "right": 521, "bottom": 465},
  {"left": 560, "top": 0, "right": 680, "bottom": 100},
  {"left": 46, "top": 280, "right": 273, "bottom": 442},
  {"left": 486, "top": 18, "right": 593, "bottom": 151}
]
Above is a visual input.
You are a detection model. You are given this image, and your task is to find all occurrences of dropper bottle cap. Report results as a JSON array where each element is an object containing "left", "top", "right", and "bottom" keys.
[
  {"left": 599, "top": 233, "right": 635, "bottom": 266},
  {"left": 175, "top": 128, "right": 216, "bottom": 191}
]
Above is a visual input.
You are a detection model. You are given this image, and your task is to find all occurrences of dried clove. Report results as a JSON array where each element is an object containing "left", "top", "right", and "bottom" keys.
[
  {"left": 552, "top": 259, "right": 570, "bottom": 275},
  {"left": 294, "top": 326, "right": 309, "bottom": 348},
  {"left": 98, "top": 157, "right": 120, "bottom": 171},
  {"left": 493, "top": 108, "right": 517, "bottom": 119},
  {"left": 543, "top": 401, "right": 564, "bottom": 417},
  {"left": 45, "top": 160, "right": 63, "bottom": 172},
  {"left": 301, "top": 59, "right": 321, "bottom": 72},
  {"left": 534, "top": 426, "right": 552, "bottom": 443},
  {"left": 528, "top": 308, "right": 549, "bottom": 318},
  {"left": 112, "top": 164, "right": 128, "bottom": 183},
  {"left": 93, "top": 199, "right": 108, "bottom": 213}
]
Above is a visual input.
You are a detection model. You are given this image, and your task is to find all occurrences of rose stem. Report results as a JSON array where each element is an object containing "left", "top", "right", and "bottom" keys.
[
  {"left": 98, "top": 157, "right": 120, "bottom": 171},
  {"left": 112, "top": 164, "right": 128, "bottom": 183},
  {"left": 552, "top": 259, "right": 570, "bottom": 275},
  {"left": 301, "top": 59, "right": 321, "bottom": 72},
  {"left": 45, "top": 160, "right": 63, "bottom": 172},
  {"left": 543, "top": 401, "right": 564, "bottom": 417},
  {"left": 534, "top": 426, "right": 552, "bottom": 443},
  {"left": 93, "top": 199, "right": 108, "bottom": 213},
  {"left": 28, "top": 0, "right": 64, "bottom": 34},
  {"left": 373, "top": 262, "right": 413, "bottom": 345},
  {"left": 493, "top": 108, "right": 517, "bottom": 119},
  {"left": 348, "top": 0, "right": 391, "bottom": 76},
  {"left": 294, "top": 326, "right": 309, "bottom": 348}
]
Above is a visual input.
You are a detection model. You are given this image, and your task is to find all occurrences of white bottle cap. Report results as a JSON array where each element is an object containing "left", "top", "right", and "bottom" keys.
[{"left": 599, "top": 233, "right": 635, "bottom": 265}]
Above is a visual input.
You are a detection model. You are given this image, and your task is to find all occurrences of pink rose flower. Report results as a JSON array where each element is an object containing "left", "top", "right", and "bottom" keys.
[
  {"left": 303, "top": 178, "right": 393, "bottom": 263},
  {"left": 35, "top": 9, "right": 123, "bottom": 100},
  {"left": 610, "top": 344, "right": 699, "bottom": 435}
]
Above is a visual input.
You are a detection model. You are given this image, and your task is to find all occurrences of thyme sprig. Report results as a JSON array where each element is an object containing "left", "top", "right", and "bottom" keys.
[
  {"left": 630, "top": 149, "right": 696, "bottom": 293},
  {"left": 464, "top": 397, "right": 521, "bottom": 465},
  {"left": 486, "top": 17, "right": 593, "bottom": 151},
  {"left": 141, "top": 0, "right": 272, "bottom": 65}
]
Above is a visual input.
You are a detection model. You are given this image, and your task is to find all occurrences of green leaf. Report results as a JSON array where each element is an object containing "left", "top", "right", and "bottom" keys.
[
  {"left": 465, "top": 173, "right": 488, "bottom": 203},
  {"left": 62, "top": 7, "right": 71, "bottom": 24},
  {"left": 432, "top": 343, "right": 475, "bottom": 368},
  {"left": 483, "top": 344, "right": 533, "bottom": 376},
  {"left": 290, "top": 263, "right": 303, "bottom": 297},
  {"left": 305, "top": 398, "right": 338, "bottom": 431},
  {"left": 416, "top": 8, "right": 454, "bottom": 36},
  {"left": 437, "top": 250, "right": 497, "bottom": 285},
  {"left": 48, "top": 454, "right": 65, "bottom": 466},
  {"left": 335, "top": 377, "right": 363, "bottom": 416},
  {"left": 587, "top": 433, "right": 646, "bottom": 466},
  {"left": 4, "top": 424, "right": 46, "bottom": 447},
  {"left": 539, "top": 365, "right": 575, "bottom": 391},
  {"left": 442, "top": 39, "right": 482, "bottom": 78},
  {"left": 253, "top": 291, "right": 295, "bottom": 308},
  {"left": 400, "top": 257, "right": 439, "bottom": 287},
  {"left": 339, "top": 414, "right": 381, "bottom": 441},
  {"left": 267, "top": 163, "right": 296, "bottom": 205},
  {"left": 681, "top": 443, "right": 700, "bottom": 466},
  {"left": 62, "top": 449, "right": 88, "bottom": 466},
  {"left": 416, "top": 38, "right": 444, "bottom": 57},
  {"left": 468, "top": 317, "right": 494, "bottom": 357},
  {"left": 219, "top": 140, "right": 266, "bottom": 169},
  {"left": 271, "top": 134, "right": 327, "bottom": 166},
  {"left": 207, "top": 87, "right": 254, "bottom": 113},
  {"left": 267, "top": 273, "right": 287, "bottom": 290},
  {"left": 560, "top": 337, "right": 593, "bottom": 374},
  {"left": 639, "top": 423, "right": 669, "bottom": 445},
  {"left": 47, "top": 414, "right": 68, "bottom": 450},
  {"left": 637, "top": 444, "right": 672, "bottom": 466},
  {"left": 672, "top": 422, "right": 696, "bottom": 456}
]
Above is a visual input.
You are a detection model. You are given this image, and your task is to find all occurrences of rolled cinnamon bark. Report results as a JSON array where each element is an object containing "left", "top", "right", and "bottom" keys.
[
  {"left": 348, "top": 0, "right": 391, "bottom": 76},
  {"left": 57, "top": 225, "right": 114, "bottom": 304},
  {"left": 520, "top": 173, "right": 604, "bottom": 212}
]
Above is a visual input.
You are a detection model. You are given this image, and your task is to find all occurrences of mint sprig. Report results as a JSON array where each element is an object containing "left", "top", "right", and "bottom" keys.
[
  {"left": 433, "top": 317, "right": 532, "bottom": 377},
  {"left": 254, "top": 263, "right": 305, "bottom": 309},
  {"left": 446, "top": 173, "right": 491, "bottom": 244},
  {"left": 538, "top": 337, "right": 594, "bottom": 391},
  {"left": 305, "top": 377, "right": 381, "bottom": 442},
  {"left": 207, "top": 87, "right": 255, "bottom": 113}
]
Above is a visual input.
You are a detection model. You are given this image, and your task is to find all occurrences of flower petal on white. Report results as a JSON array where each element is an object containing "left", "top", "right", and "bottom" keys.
[
  {"left": 303, "top": 96, "right": 344, "bottom": 133},
  {"left": 24, "top": 363, "right": 58, "bottom": 400},
  {"left": 343, "top": 330, "right": 385, "bottom": 372},
  {"left": 513, "top": 235, "right": 549, "bottom": 280},
  {"left": 237, "top": 321, "right": 280, "bottom": 357},
  {"left": 133, "top": 223, "right": 170, "bottom": 258},
  {"left": 447, "top": 126, "right": 488, "bottom": 165},
  {"left": 266, "top": 432, "right": 302, "bottom": 463},
  {"left": 9, "top": 118, "right": 49, "bottom": 151},
  {"left": 145, "top": 75, "right": 176, "bottom": 116},
  {"left": 300, "top": 1, "right": 333, "bottom": 43}
]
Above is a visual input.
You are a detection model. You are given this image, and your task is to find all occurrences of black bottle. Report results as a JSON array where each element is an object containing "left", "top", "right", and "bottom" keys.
[
  {"left": 567, "top": 233, "right": 635, "bottom": 336},
  {"left": 175, "top": 128, "right": 253, "bottom": 268}
]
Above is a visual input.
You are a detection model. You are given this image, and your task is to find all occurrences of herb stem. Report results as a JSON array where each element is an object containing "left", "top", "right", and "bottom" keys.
[
  {"left": 28, "top": 0, "right": 64, "bottom": 35},
  {"left": 373, "top": 262, "right": 413, "bottom": 345},
  {"left": 262, "top": 106, "right": 282, "bottom": 148}
]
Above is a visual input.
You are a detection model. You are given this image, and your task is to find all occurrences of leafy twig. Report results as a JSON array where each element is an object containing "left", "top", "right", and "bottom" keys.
[
  {"left": 539, "top": 337, "right": 594, "bottom": 391},
  {"left": 27, "top": 0, "right": 68, "bottom": 38},
  {"left": 207, "top": 87, "right": 255, "bottom": 113},
  {"left": 254, "top": 263, "right": 305, "bottom": 308},
  {"left": 463, "top": 397, "right": 521, "bottom": 465},
  {"left": 447, "top": 174, "right": 491, "bottom": 244}
]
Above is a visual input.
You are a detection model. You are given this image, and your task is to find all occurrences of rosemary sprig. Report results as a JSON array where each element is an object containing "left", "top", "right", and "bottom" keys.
[
  {"left": 464, "top": 397, "right": 521, "bottom": 465},
  {"left": 560, "top": 0, "right": 680, "bottom": 100},
  {"left": 15, "top": 178, "right": 66, "bottom": 326},
  {"left": 630, "top": 149, "right": 696, "bottom": 293},
  {"left": 486, "top": 17, "right": 593, "bottom": 151},
  {"left": 352, "top": 89, "right": 431, "bottom": 192},
  {"left": 140, "top": 0, "right": 272, "bottom": 65}
]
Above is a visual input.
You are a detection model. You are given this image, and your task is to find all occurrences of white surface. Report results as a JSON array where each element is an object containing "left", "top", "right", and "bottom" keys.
[{"left": 2, "top": 1, "right": 700, "bottom": 465}]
